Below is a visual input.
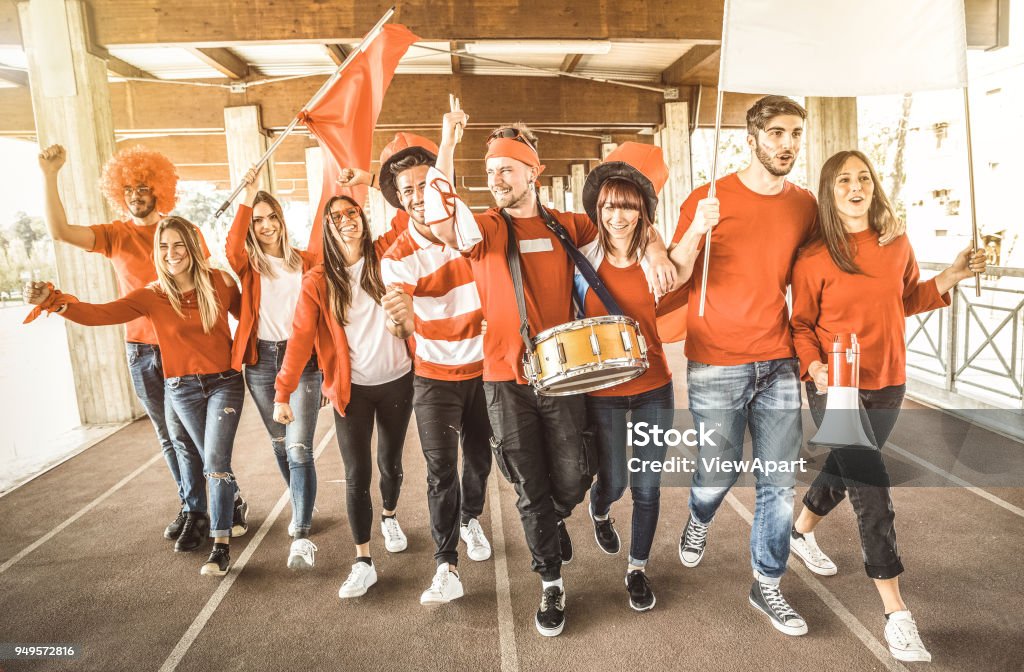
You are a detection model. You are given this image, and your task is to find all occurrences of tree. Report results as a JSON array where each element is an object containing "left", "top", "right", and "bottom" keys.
[{"left": 12, "top": 212, "right": 44, "bottom": 260}]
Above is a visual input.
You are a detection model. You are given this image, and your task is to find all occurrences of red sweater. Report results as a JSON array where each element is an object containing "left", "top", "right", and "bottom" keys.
[
  {"left": 275, "top": 227, "right": 406, "bottom": 415},
  {"left": 583, "top": 261, "right": 672, "bottom": 397},
  {"left": 226, "top": 204, "right": 317, "bottom": 370},
  {"left": 61, "top": 271, "right": 241, "bottom": 378},
  {"left": 790, "top": 229, "right": 950, "bottom": 390}
]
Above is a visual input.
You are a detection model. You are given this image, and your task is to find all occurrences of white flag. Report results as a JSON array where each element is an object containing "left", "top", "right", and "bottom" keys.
[{"left": 719, "top": 0, "right": 968, "bottom": 96}]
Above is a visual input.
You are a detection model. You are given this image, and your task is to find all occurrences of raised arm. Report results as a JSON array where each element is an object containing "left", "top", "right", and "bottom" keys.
[
  {"left": 225, "top": 166, "right": 260, "bottom": 274},
  {"left": 25, "top": 280, "right": 148, "bottom": 326},
  {"left": 428, "top": 108, "right": 469, "bottom": 249},
  {"left": 39, "top": 145, "right": 97, "bottom": 251}
]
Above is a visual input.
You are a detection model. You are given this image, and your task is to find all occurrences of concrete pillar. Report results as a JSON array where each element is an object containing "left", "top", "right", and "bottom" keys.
[
  {"left": 304, "top": 145, "right": 323, "bottom": 231},
  {"left": 224, "top": 105, "right": 276, "bottom": 193},
  {"left": 569, "top": 164, "right": 585, "bottom": 214},
  {"left": 19, "top": 0, "right": 138, "bottom": 424},
  {"left": 551, "top": 176, "right": 566, "bottom": 211},
  {"left": 656, "top": 101, "right": 692, "bottom": 240},
  {"left": 539, "top": 186, "right": 552, "bottom": 208},
  {"left": 805, "top": 97, "right": 858, "bottom": 194}
]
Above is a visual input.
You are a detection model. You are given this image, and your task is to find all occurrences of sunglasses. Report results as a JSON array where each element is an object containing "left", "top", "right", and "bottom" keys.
[
  {"left": 123, "top": 185, "right": 153, "bottom": 196},
  {"left": 486, "top": 127, "right": 538, "bottom": 152},
  {"left": 328, "top": 206, "right": 362, "bottom": 225}
]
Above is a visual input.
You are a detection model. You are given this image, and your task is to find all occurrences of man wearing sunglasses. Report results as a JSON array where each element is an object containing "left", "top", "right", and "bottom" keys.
[
  {"left": 427, "top": 116, "right": 676, "bottom": 637},
  {"left": 35, "top": 145, "right": 242, "bottom": 552}
]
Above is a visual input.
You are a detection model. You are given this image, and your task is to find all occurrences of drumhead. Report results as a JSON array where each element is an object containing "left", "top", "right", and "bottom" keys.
[
  {"left": 535, "top": 361, "right": 647, "bottom": 396},
  {"left": 532, "top": 315, "right": 640, "bottom": 344}
]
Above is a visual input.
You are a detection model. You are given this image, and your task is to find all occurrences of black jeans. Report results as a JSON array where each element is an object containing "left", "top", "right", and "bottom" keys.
[
  {"left": 804, "top": 382, "right": 905, "bottom": 579},
  {"left": 333, "top": 371, "right": 414, "bottom": 545},
  {"left": 484, "top": 381, "right": 596, "bottom": 581},
  {"left": 414, "top": 375, "right": 493, "bottom": 566}
]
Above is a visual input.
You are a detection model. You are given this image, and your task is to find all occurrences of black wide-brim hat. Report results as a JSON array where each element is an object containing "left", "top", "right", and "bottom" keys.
[
  {"left": 379, "top": 133, "right": 439, "bottom": 209},
  {"left": 582, "top": 142, "right": 668, "bottom": 225}
]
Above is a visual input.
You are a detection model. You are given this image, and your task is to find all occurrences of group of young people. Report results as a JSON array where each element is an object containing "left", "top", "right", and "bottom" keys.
[{"left": 25, "top": 94, "right": 985, "bottom": 663}]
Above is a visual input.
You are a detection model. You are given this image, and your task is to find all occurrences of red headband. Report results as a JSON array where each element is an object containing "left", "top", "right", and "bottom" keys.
[{"left": 484, "top": 138, "right": 546, "bottom": 176}]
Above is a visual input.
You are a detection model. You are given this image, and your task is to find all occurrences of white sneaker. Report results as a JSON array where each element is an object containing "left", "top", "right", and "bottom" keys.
[
  {"left": 419, "top": 563, "right": 465, "bottom": 605},
  {"left": 287, "top": 538, "right": 317, "bottom": 570},
  {"left": 460, "top": 519, "right": 492, "bottom": 561},
  {"left": 381, "top": 517, "right": 408, "bottom": 553},
  {"left": 338, "top": 561, "right": 377, "bottom": 598},
  {"left": 790, "top": 530, "right": 838, "bottom": 576},
  {"left": 885, "top": 610, "right": 932, "bottom": 662}
]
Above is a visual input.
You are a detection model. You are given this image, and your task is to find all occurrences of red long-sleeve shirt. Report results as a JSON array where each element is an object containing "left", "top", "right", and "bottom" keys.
[
  {"left": 790, "top": 229, "right": 950, "bottom": 390},
  {"left": 61, "top": 271, "right": 241, "bottom": 378}
]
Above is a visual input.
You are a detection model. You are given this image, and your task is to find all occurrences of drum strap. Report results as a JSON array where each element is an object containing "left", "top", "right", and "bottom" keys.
[
  {"left": 498, "top": 208, "right": 536, "bottom": 354},
  {"left": 535, "top": 205, "right": 626, "bottom": 317}
]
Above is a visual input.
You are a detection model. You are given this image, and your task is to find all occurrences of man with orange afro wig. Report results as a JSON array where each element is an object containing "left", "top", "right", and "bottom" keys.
[{"left": 37, "top": 144, "right": 243, "bottom": 553}]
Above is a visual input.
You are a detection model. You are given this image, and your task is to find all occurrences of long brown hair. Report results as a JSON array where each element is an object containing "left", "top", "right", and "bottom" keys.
[
  {"left": 321, "top": 195, "right": 384, "bottom": 325},
  {"left": 245, "top": 191, "right": 303, "bottom": 277},
  {"left": 153, "top": 216, "right": 221, "bottom": 333},
  {"left": 811, "top": 150, "right": 899, "bottom": 274},
  {"left": 596, "top": 178, "right": 651, "bottom": 262}
]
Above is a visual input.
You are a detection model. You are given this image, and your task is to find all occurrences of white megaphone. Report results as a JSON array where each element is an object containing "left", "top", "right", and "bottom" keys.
[{"left": 809, "top": 333, "right": 876, "bottom": 450}]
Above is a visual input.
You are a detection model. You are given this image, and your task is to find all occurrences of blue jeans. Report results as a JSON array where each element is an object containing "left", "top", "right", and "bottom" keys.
[
  {"left": 245, "top": 340, "right": 322, "bottom": 535},
  {"left": 588, "top": 382, "right": 674, "bottom": 566},
  {"left": 126, "top": 343, "right": 204, "bottom": 513},
  {"left": 687, "top": 357, "right": 803, "bottom": 583},
  {"left": 166, "top": 371, "right": 246, "bottom": 538}
]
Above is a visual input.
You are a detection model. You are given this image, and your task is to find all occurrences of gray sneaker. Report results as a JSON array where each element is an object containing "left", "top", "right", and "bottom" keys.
[
  {"left": 679, "top": 515, "right": 709, "bottom": 567},
  {"left": 748, "top": 580, "right": 808, "bottom": 636}
]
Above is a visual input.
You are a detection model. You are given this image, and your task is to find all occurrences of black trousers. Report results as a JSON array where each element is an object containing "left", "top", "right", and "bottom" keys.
[
  {"left": 333, "top": 371, "right": 414, "bottom": 545},
  {"left": 484, "top": 381, "right": 596, "bottom": 581},
  {"left": 804, "top": 382, "right": 905, "bottom": 579},
  {"left": 414, "top": 375, "right": 494, "bottom": 566}
]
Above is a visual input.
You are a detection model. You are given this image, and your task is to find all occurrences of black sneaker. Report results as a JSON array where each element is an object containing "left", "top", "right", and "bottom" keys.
[
  {"left": 164, "top": 504, "right": 187, "bottom": 540},
  {"left": 174, "top": 513, "right": 210, "bottom": 553},
  {"left": 556, "top": 519, "right": 573, "bottom": 565},
  {"left": 748, "top": 580, "right": 808, "bottom": 636},
  {"left": 589, "top": 501, "right": 620, "bottom": 555},
  {"left": 534, "top": 586, "right": 566, "bottom": 637},
  {"left": 678, "top": 514, "right": 709, "bottom": 567},
  {"left": 625, "top": 569, "right": 656, "bottom": 612},
  {"left": 200, "top": 544, "right": 231, "bottom": 576},
  {"left": 231, "top": 497, "right": 248, "bottom": 537}
]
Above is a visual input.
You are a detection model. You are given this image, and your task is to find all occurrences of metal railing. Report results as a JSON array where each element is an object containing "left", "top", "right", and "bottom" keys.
[{"left": 907, "top": 264, "right": 1024, "bottom": 408}]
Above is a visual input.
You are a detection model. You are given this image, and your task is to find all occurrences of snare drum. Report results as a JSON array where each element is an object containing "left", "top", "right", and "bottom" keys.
[{"left": 523, "top": 315, "right": 648, "bottom": 396}]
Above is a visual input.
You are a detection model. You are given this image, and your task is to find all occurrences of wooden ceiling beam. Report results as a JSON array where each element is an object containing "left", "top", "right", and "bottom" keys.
[
  {"left": 449, "top": 41, "right": 461, "bottom": 74},
  {"left": 661, "top": 45, "right": 719, "bottom": 85},
  {"left": 187, "top": 47, "right": 249, "bottom": 80},
  {"left": 324, "top": 43, "right": 348, "bottom": 66},
  {"left": 560, "top": 54, "right": 583, "bottom": 73}
]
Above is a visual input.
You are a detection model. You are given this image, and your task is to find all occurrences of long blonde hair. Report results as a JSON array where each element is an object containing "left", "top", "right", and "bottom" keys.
[
  {"left": 245, "top": 191, "right": 303, "bottom": 277},
  {"left": 153, "top": 216, "right": 221, "bottom": 333}
]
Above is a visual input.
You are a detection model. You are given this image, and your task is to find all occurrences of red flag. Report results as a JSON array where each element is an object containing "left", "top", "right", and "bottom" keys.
[{"left": 300, "top": 24, "right": 420, "bottom": 259}]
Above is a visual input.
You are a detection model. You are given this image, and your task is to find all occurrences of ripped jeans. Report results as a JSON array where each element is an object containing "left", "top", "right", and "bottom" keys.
[
  {"left": 245, "top": 339, "right": 322, "bottom": 536},
  {"left": 166, "top": 370, "right": 245, "bottom": 538}
]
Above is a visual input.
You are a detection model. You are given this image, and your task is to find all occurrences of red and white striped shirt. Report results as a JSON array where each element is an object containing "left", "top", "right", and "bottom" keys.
[{"left": 381, "top": 222, "right": 484, "bottom": 381}]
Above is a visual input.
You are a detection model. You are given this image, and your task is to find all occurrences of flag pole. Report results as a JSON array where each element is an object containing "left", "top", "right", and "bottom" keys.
[
  {"left": 213, "top": 6, "right": 397, "bottom": 219},
  {"left": 697, "top": 0, "right": 731, "bottom": 318},
  {"left": 962, "top": 86, "right": 982, "bottom": 296}
]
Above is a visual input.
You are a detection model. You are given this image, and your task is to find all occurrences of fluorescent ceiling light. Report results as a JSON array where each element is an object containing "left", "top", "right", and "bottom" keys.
[{"left": 465, "top": 40, "right": 612, "bottom": 55}]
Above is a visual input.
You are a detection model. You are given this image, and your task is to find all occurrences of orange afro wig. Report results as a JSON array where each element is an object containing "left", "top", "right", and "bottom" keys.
[{"left": 100, "top": 146, "right": 179, "bottom": 215}]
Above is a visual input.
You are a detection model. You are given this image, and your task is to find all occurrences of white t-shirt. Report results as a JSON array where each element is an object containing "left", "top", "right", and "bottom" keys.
[
  {"left": 344, "top": 257, "right": 411, "bottom": 386},
  {"left": 258, "top": 255, "right": 303, "bottom": 341}
]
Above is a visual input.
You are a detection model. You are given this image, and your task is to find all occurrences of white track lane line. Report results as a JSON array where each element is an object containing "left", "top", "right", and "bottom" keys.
[
  {"left": 159, "top": 427, "right": 336, "bottom": 672},
  {"left": 487, "top": 475, "right": 520, "bottom": 672},
  {"left": 720, "top": 492, "right": 908, "bottom": 672},
  {"left": 0, "top": 451, "right": 164, "bottom": 576},
  {"left": 885, "top": 441, "right": 1024, "bottom": 519}
]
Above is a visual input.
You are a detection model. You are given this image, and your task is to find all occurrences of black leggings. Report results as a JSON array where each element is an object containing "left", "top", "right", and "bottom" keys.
[
  {"left": 334, "top": 371, "right": 414, "bottom": 545},
  {"left": 804, "top": 382, "right": 905, "bottom": 579}
]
